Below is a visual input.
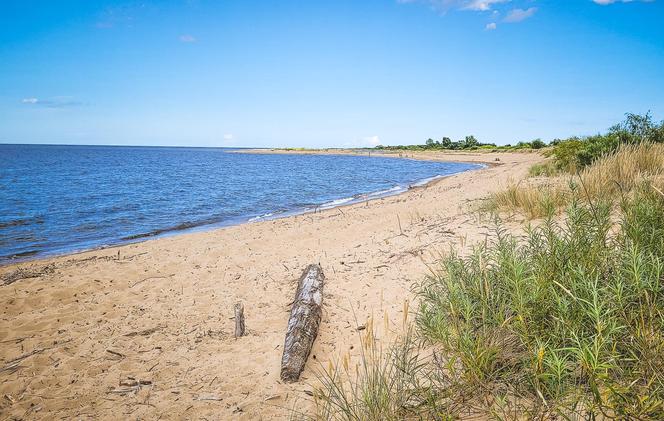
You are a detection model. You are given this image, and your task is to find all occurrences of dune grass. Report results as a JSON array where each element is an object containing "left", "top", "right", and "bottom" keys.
[
  {"left": 487, "top": 143, "right": 664, "bottom": 219},
  {"left": 417, "top": 185, "right": 664, "bottom": 419},
  {"left": 311, "top": 324, "right": 429, "bottom": 421},
  {"left": 528, "top": 161, "right": 559, "bottom": 177}
]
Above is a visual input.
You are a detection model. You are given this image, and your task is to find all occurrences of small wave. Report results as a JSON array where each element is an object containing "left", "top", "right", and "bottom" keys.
[
  {"left": 410, "top": 175, "right": 443, "bottom": 188},
  {"left": 318, "top": 196, "right": 355, "bottom": 210},
  {"left": 248, "top": 212, "right": 274, "bottom": 222},
  {"left": 366, "top": 185, "right": 404, "bottom": 198}
]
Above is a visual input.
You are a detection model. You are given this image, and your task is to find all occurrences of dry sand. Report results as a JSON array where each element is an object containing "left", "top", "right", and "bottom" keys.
[{"left": 0, "top": 151, "right": 542, "bottom": 420}]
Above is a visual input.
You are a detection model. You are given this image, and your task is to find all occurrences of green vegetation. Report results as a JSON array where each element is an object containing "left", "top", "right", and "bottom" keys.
[
  {"left": 416, "top": 185, "right": 664, "bottom": 419},
  {"left": 488, "top": 143, "right": 664, "bottom": 218},
  {"left": 376, "top": 112, "right": 664, "bottom": 160},
  {"left": 307, "top": 112, "right": 664, "bottom": 420},
  {"left": 528, "top": 161, "right": 558, "bottom": 177},
  {"left": 546, "top": 112, "right": 664, "bottom": 172},
  {"left": 376, "top": 136, "right": 544, "bottom": 152}
]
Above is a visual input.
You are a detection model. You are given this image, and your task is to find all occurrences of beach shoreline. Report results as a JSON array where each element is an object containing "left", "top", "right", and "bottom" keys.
[
  {"left": 0, "top": 150, "right": 489, "bottom": 267},
  {"left": 0, "top": 150, "right": 543, "bottom": 419}
]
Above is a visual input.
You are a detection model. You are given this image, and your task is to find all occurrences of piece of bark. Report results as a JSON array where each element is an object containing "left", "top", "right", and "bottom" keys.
[
  {"left": 234, "top": 303, "right": 245, "bottom": 338},
  {"left": 280, "top": 264, "right": 325, "bottom": 382}
]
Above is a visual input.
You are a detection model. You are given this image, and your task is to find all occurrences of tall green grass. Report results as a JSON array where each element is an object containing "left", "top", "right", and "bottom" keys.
[{"left": 417, "top": 185, "right": 664, "bottom": 419}]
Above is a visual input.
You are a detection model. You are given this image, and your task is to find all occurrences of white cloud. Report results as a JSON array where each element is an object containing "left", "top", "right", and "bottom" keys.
[
  {"left": 463, "top": 0, "right": 510, "bottom": 11},
  {"left": 486, "top": 22, "right": 497, "bottom": 30},
  {"left": 504, "top": 7, "right": 537, "bottom": 22},
  {"left": 179, "top": 34, "right": 196, "bottom": 43},
  {"left": 223, "top": 133, "right": 234, "bottom": 141},
  {"left": 21, "top": 97, "right": 83, "bottom": 108},
  {"left": 593, "top": 0, "right": 653, "bottom": 4},
  {"left": 364, "top": 136, "right": 382, "bottom": 147}
]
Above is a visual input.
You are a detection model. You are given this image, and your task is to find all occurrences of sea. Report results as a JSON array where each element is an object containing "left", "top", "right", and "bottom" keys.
[{"left": 0, "top": 144, "right": 482, "bottom": 263}]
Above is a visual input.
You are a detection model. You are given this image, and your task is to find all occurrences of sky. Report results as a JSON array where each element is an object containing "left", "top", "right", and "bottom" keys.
[{"left": 0, "top": 0, "right": 663, "bottom": 148}]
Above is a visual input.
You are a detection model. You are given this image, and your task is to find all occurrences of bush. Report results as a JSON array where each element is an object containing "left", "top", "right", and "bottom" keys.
[
  {"left": 417, "top": 185, "right": 664, "bottom": 419},
  {"left": 531, "top": 139, "right": 546, "bottom": 149},
  {"left": 547, "top": 138, "right": 586, "bottom": 172},
  {"left": 550, "top": 112, "right": 664, "bottom": 171}
]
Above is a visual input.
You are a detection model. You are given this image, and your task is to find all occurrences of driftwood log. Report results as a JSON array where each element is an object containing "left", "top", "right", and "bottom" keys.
[
  {"left": 234, "top": 303, "right": 246, "bottom": 338},
  {"left": 280, "top": 264, "right": 325, "bottom": 382}
]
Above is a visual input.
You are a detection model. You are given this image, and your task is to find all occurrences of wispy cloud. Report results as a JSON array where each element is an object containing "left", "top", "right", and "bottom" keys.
[
  {"left": 397, "top": 0, "right": 510, "bottom": 13},
  {"left": 592, "top": 0, "right": 654, "bottom": 4},
  {"left": 21, "top": 97, "right": 84, "bottom": 108},
  {"left": 486, "top": 22, "right": 497, "bottom": 30},
  {"left": 223, "top": 133, "right": 234, "bottom": 141},
  {"left": 179, "top": 34, "right": 196, "bottom": 43},
  {"left": 463, "top": 0, "right": 510, "bottom": 11},
  {"left": 504, "top": 7, "right": 537, "bottom": 22}
]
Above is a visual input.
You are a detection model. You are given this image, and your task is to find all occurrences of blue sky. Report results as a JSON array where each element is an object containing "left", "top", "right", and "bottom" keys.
[{"left": 1, "top": 0, "right": 662, "bottom": 147}]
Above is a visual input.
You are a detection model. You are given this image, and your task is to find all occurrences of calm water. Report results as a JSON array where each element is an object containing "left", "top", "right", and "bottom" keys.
[{"left": 0, "top": 145, "right": 481, "bottom": 262}]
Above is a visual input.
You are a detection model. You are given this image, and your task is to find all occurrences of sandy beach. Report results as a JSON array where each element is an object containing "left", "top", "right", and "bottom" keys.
[{"left": 0, "top": 151, "right": 542, "bottom": 420}]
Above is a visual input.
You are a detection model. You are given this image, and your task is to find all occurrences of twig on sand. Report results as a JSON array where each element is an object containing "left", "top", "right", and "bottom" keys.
[
  {"left": 1, "top": 347, "right": 48, "bottom": 374},
  {"left": 130, "top": 274, "right": 174, "bottom": 288},
  {"left": 106, "top": 349, "right": 125, "bottom": 360},
  {"left": 123, "top": 325, "right": 164, "bottom": 337},
  {"left": 1, "top": 265, "right": 56, "bottom": 286},
  {"left": 108, "top": 378, "right": 152, "bottom": 395},
  {"left": 196, "top": 394, "right": 223, "bottom": 401},
  {"left": 396, "top": 214, "right": 406, "bottom": 236}
]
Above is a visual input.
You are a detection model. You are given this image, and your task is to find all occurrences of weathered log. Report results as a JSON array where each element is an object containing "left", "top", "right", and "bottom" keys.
[
  {"left": 280, "top": 264, "right": 325, "bottom": 382},
  {"left": 234, "top": 303, "right": 246, "bottom": 338}
]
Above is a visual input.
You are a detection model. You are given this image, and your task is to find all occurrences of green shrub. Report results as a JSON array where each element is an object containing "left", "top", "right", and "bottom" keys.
[
  {"left": 417, "top": 185, "right": 664, "bottom": 419},
  {"left": 531, "top": 139, "right": 546, "bottom": 149},
  {"left": 547, "top": 138, "right": 586, "bottom": 171},
  {"left": 550, "top": 112, "right": 664, "bottom": 171}
]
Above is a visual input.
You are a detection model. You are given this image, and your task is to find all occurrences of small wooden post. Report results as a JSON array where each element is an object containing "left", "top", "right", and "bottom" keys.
[
  {"left": 234, "top": 303, "right": 245, "bottom": 338},
  {"left": 280, "top": 264, "right": 325, "bottom": 382}
]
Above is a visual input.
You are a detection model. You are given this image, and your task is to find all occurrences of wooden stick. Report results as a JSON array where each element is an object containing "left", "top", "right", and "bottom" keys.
[
  {"left": 234, "top": 303, "right": 246, "bottom": 338},
  {"left": 280, "top": 264, "right": 325, "bottom": 382}
]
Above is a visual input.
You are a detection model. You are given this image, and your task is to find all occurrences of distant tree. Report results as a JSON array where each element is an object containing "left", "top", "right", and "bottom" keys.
[
  {"left": 610, "top": 111, "right": 663, "bottom": 144},
  {"left": 441, "top": 137, "right": 453, "bottom": 149},
  {"left": 531, "top": 139, "right": 546, "bottom": 149},
  {"left": 462, "top": 135, "right": 479, "bottom": 149},
  {"left": 425, "top": 138, "right": 436, "bottom": 149}
]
